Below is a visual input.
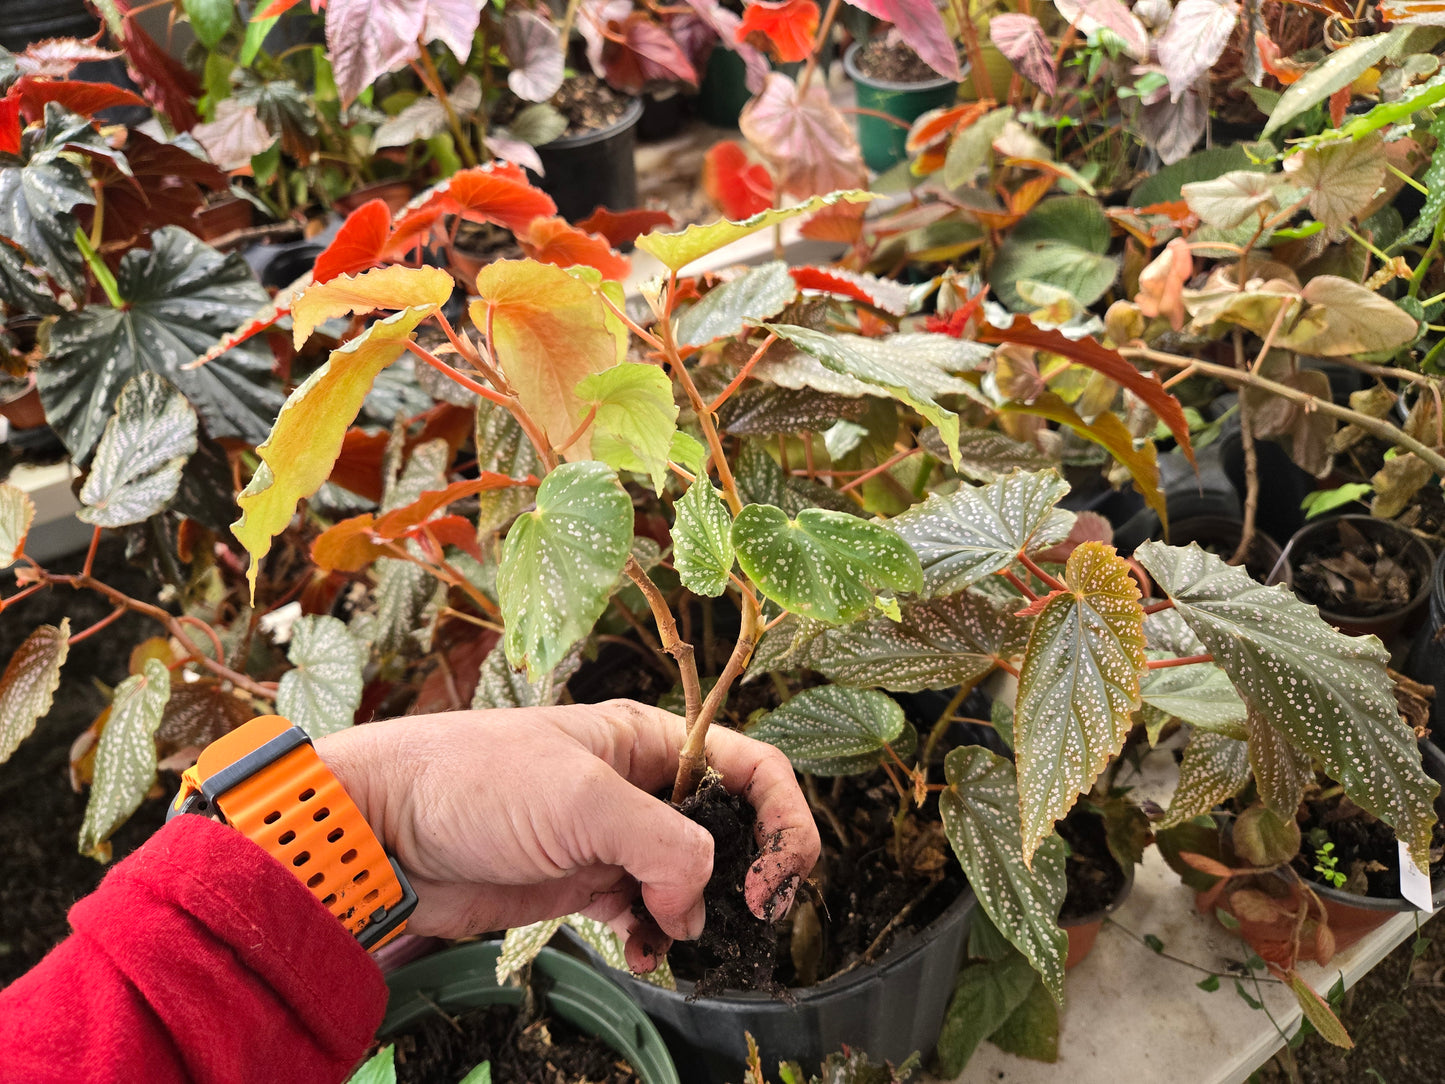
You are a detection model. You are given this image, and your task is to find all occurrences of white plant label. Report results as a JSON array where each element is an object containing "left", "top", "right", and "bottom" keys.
[{"left": 1398, "top": 840, "right": 1435, "bottom": 913}]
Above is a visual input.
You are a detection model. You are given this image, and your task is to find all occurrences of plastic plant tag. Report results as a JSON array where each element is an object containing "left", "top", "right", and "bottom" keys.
[{"left": 1399, "top": 840, "right": 1435, "bottom": 913}]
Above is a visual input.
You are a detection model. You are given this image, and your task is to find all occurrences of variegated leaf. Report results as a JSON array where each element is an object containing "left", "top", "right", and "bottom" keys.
[
  {"left": 471, "top": 642, "right": 581, "bottom": 709},
  {"left": 1245, "top": 703, "right": 1314, "bottom": 818},
  {"left": 672, "top": 479, "right": 735, "bottom": 597},
  {"left": 918, "top": 426, "right": 1055, "bottom": 483},
  {"left": 475, "top": 398, "right": 541, "bottom": 534},
  {"left": 1136, "top": 541, "right": 1439, "bottom": 870},
  {"left": 496, "top": 917, "right": 565, "bottom": 983},
  {"left": 1160, "top": 731, "right": 1251, "bottom": 828},
  {"left": 810, "top": 591, "right": 1028, "bottom": 692},
  {"left": 941, "top": 745, "right": 1068, "bottom": 1002},
  {"left": 565, "top": 915, "right": 675, "bottom": 989},
  {"left": 1014, "top": 543, "right": 1146, "bottom": 865},
  {"left": 890, "top": 471, "right": 1074, "bottom": 597},
  {"left": 78, "top": 372, "right": 198, "bottom": 528},
  {"left": 675, "top": 261, "right": 797, "bottom": 348},
  {"left": 747, "top": 685, "right": 917, "bottom": 775},
  {"left": 732, "top": 504, "right": 923, "bottom": 624},
  {"left": 79, "top": 658, "right": 171, "bottom": 858},
  {"left": 1139, "top": 654, "right": 1248, "bottom": 740},
  {"left": 276, "top": 615, "right": 368, "bottom": 738},
  {"left": 0, "top": 620, "right": 69, "bottom": 763}
]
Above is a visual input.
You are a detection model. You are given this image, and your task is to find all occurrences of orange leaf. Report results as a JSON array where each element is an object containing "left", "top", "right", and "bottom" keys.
[
  {"left": 1329, "top": 85, "right": 1349, "bottom": 128},
  {"left": 789, "top": 266, "right": 912, "bottom": 315},
  {"left": 256, "top": 0, "right": 307, "bottom": 15},
  {"left": 736, "top": 0, "right": 820, "bottom": 63},
  {"left": 373, "top": 473, "right": 524, "bottom": 539},
  {"left": 329, "top": 429, "right": 391, "bottom": 501},
  {"left": 430, "top": 161, "right": 556, "bottom": 234},
  {"left": 577, "top": 207, "right": 675, "bottom": 248},
  {"left": 798, "top": 199, "right": 865, "bottom": 243},
  {"left": 14, "top": 78, "right": 146, "bottom": 121},
  {"left": 311, "top": 513, "right": 387, "bottom": 573},
  {"left": 385, "top": 203, "right": 446, "bottom": 260},
  {"left": 1136, "top": 237, "right": 1193, "bottom": 331},
  {"left": 979, "top": 315, "right": 1195, "bottom": 465},
  {"left": 520, "top": 216, "right": 631, "bottom": 280},
  {"left": 703, "top": 140, "right": 775, "bottom": 220},
  {"left": 313, "top": 198, "right": 392, "bottom": 283},
  {"left": 414, "top": 514, "right": 484, "bottom": 563},
  {"left": 1016, "top": 589, "right": 1065, "bottom": 617},
  {"left": 1255, "top": 32, "right": 1304, "bottom": 85},
  {"left": 1179, "top": 851, "right": 1238, "bottom": 879}
]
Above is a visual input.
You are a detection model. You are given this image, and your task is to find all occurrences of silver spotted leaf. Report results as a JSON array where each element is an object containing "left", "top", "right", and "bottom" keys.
[
  {"left": 79, "top": 658, "right": 172, "bottom": 858},
  {"left": 496, "top": 918, "right": 565, "bottom": 983},
  {"left": 675, "top": 261, "right": 797, "bottom": 348},
  {"left": 731, "top": 504, "right": 924, "bottom": 624},
  {"left": 277, "top": 615, "right": 368, "bottom": 738},
  {"left": 475, "top": 398, "right": 541, "bottom": 535},
  {"left": 672, "top": 479, "right": 735, "bottom": 598},
  {"left": 1160, "top": 731, "right": 1251, "bottom": 829},
  {"left": 718, "top": 384, "right": 871, "bottom": 437},
  {"left": 811, "top": 591, "right": 1028, "bottom": 692},
  {"left": 564, "top": 914, "right": 675, "bottom": 988},
  {"left": 747, "top": 685, "right": 917, "bottom": 775},
  {"left": 1014, "top": 543, "right": 1147, "bottom": 865},
  {"left": 1245, "top": 703, "right": 1314, "bottom": 818},
  {"left": 1136, "top": 540, "right": 1439, "bottom": 869},
  {"left": 78, "top": 372, "right": 199, "bottom": 528},
  {"left": 472, "top": 642, "right": 582, "bottom": 710},
  {"left": 890, "top": 471, "right": 1074, "bottom": 597},
  {"left": 1139, "top": 654, "right": 1248, "bottom": 741},
  {"left": 744, "top": 612, "right": 829, "bottom": 674},
  {"left": 0, "top": 620, "right": 69, "bottom": 763},
  {"left": 498, "top": 461, "right": 633, "bottom": 678},
  {"left": 918, "top": 426, "right": 1055, "bottom": 483},
  {"left": 941, "top": 745, "right": 1068, "bottom": 1002},
  {"left": 763, "top": 325, "right": 992, "bottom": 468},
  {"left": 733, "top": 441, "right": 788, "bottom": 509}
]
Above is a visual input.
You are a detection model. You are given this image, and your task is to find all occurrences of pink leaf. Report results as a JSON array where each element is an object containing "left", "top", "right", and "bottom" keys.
[
  {"left": 15, "top": 39, "right": 119, "bottom": 79},
  {"left": 739, "top": 72, "right": 866, "bottom": 200},
  {"left": 192, "top": 99, "right": 275, "bottom": 172},
  {"left": 1052, "top": 0, "right": 1148, "bottom": 60},
  {"left": 1157, "top": 0, "right": 1240, "bottom": 101},
  {"left": 1035, "top": 511, "right": 1113, "bottom": 565},
  {"left": 423, "top": 0, "right": 485, "bottom": 62},
  {"left": 484, "top": 132, "right": 545, "bottom": 175},
  {"left": 842, "top": 0, "right": 959, "bottom": 80},
  {"left": 1135, "top": 237, "right": 1193, "bottom": 330},
  {"left": 989, "top": 14, "right": 1056, "bottom": 96},
  {"left": 326, "top": 0, "right": 427, "bottom": 105},
  {"left": 504, "top": 10, "right": 564, "bottom": 102}
]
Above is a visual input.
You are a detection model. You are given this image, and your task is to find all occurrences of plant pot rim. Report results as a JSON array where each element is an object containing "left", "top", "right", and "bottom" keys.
[
  {"left": 1275, "top": 513, "right": 1435, "bottom": 623},
  {"left": 842, "top": 40, "right": 961, "bottom": 93},
  {"left": 541, "top": 96, "right": 645, "bottom": 151},
  {"left": 578, "top": 877, "right": 976, "bottom": 1006},
  {"left": 1059, "top": 853, "right": 1136, "bottom": 929}
]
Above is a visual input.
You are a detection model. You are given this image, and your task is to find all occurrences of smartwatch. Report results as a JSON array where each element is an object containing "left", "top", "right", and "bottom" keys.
[{"left": 168, "top": 715, "right": 417, "bottom": 951}]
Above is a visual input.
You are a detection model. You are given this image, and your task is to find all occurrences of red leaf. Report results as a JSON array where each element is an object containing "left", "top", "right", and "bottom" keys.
[
  {"left": 14, "top": 78, "right": 147, "bottom": 121},
  {"left": 311, "top": 514, "right": 388, "bottom": 573},
  {"left": 979, "top": 315, "right": 1196, "bottom": 465},
  {"left": 256, "top": 0, "right": 309, "bottom": 16},
  {"left": 423, "top": 161, "right": 557, "bottom": 234},
  {"left": 0, "top": 96, "right": 21, "bottom": 157},
  {"left": 1329, "top": 85, "right": 1349, "bottom": 128},
  {"left": 90, "top": 130, "right": 227, "bottom": 244},
  {"left": 736, "top": 0, "right": 820, "bottom": 64},
  {"left": 329, "top": 429, "right": 390, "bottom": 501},
  {"left": 314, "top": 198, "right": 392, "bottom": 283},
  {"left": 577, "top": 206, "right": 676, "bottom": 248},
  {"left": 414, "top": 514, "right": 485, "bottom": 563},
  {"left": 844, "top": 0, "right": 960, "bottom": 79},
  {"left": 374, "top": 474, "right": 525, "bottom": 539},
  {"left": 118, "top": 15, "right": 200, "bottom": 131},
  {"left": 614, "top": 14, "right": 700, "bottom": 92},
  {"left": 789, "top": 266, "right": 912, "bottom": 315},
  {"left": 15, "top": 39, "right": 119, "bottom": 79},
  {"left": 520, "top": 216, "right": 631, "bottom": 280},
  {"left": 702, "top": 140, "right": 775, "bottom": 219},
  {"left": 989, "top": 14, "right": 1057, "bottom": 96}
]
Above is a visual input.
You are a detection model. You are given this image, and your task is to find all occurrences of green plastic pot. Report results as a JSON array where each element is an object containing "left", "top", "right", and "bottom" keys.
[
  {"left": 381, "top": 941, "right": 680, "bottom": 1084},
  {"left": 844, "top": 42, "right": 960, "bottom": 173},
  {"left": 699, "top": 47, "right": 754, "bottom": 129}
]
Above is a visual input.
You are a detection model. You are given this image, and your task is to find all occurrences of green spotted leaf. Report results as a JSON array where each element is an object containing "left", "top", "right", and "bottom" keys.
[
  {"left": 498, "top": 461, "right": 632, "bottom": 678},
  {"left": 78, "top": 372, "right": 198, "bottom": 528},
  {"left": 496, "top": 918, "right": 565, "bottom": 983},
  {"left": 1160, "top": 731, "right": 1251, "bottom": 828},
  {"left": 79, "top": 658, "right": 171, "bottom": 858},
  {"left": 575, "top": 362, "right": 679, "bottom": 495},
  {"left": 747, "top": 685, "right": 916, "bottom": 775},
  {"left": 675, "top": 261, "right": 797, "bottom": 348},
  {"left": 731, "top": 504, "right": 923, "bottom": 624},
  {"left": 988, "top": 974, "right": 1060, "bottom": 1061},
  {"left": 745, "top": 612, "right": 830, "bottom": 674},
  {"left": 1014, "top": 543, "right": 1146, "bottom": 864},
  {"left": 1136, "top": 541, "right": 1439, "bottom": 869},
  {"left": 276, "top": 615, "right": 368, "bottom": 738},
  {"left": 890, "top": 471, "right": 1074, "bottom": 597},
  {"left": 0, "top": 621, "right": 69, "bottom": 764},
  {"left": 1245, "top": 703, "right": 1313, "bottom": 818},
  {"left": 0, "top": 483, "right": 36, "bottom": 568},
  {"left": 941, "top": 745, "right": 1068, "bottom": 1002},
  {"left": 672, "top": 479, "right": 734, "bottom": 597},
  {"left": 810, "top": 591, "right": 1028, "bottom": 692},
  {"left": 733, "top": 441, "right": 788, "bottom": 509},
  {"left": 1139, "top": 655, "right": 1248, "bottom": 741},
  {"left": 471, "top": 642, "right": 581, "bottom": 709}
]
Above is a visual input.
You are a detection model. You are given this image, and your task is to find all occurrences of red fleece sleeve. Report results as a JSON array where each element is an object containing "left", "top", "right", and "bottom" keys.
[{"left": 0, "top": 816, "right": 388, "bottom": 1084}]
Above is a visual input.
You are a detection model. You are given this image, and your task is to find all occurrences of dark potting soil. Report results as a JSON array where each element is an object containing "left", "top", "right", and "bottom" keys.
[
  {"left": 390, "top": 1004, "right": 640, "bottom": 1084},
  {"left": 494, "top": 75, "right": 630, "bottom": 140},
  {"left": 1057, "top": 809, "right": 1127, "bottom": 922},
  {"left": 1292, "top": 797, "right": 1445, "bottom": 899},
  {"left": 1292, "top": 519, "right": 1424, "bottom": 618},
  {"left": 855, "top": 36, "right": 946, "bottom": 84}
]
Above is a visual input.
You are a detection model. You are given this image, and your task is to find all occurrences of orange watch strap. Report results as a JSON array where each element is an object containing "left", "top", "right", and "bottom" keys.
[{"left": 170, "top": 715, "right": 415, "bottom": 951}]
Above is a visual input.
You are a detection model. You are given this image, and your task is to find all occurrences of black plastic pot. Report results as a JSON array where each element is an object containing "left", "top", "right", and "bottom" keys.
[
  {"left": 638, "top": 88, "right": 691, "bottom": 142},
  {"left": 381, "top": 941, "right": 680, "bottom": 1084},
  {"left": 258, "top": 240, "right": 326, "bottom": 291},
  {"left": 570, "top": 885, "right": 976, "bottom": 1083},
  {"left": 1, "top": 2, "right": 150, "bottom": 127},
  {"left": 844, "top": 42, "right": 959, "bottom": 173},
  {"left": 1274, "top": 514, "right": 1435, "bottom": 640},
  {"left": 1405, "top": 550, "right": 1445, "bottom": 740},
  {"left": 534, "top": 98, "right": 645, "bottom": 222}
]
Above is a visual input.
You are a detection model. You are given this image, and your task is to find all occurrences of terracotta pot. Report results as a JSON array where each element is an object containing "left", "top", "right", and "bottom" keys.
[
  {"left": 1060, "top": 857, "right": 1135, "bottom": 970},
  {"left": 335, "top": 179, "right": 415, "bottom": 216},
  {"left": 0, "top": 379, "right": 47, "bottom": 430}
]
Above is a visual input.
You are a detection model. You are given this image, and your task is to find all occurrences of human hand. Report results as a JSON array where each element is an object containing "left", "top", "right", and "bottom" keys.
[{"left": 315, "top": 700, "right": 820, "bottom": 970}]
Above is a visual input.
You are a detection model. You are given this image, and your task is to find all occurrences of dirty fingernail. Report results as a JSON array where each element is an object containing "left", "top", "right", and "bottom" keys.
[
  {"left": 684, "top": 897, "right": 707, "bottom": 941},
  {"left": 766, "top": 880, "right": 797, "bottom": 922}
]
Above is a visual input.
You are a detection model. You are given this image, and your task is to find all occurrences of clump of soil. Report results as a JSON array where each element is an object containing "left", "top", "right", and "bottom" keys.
[
  {"left": 494, "top": 74, "right": 629, "bottom": 139},
  {"left": 1292, "top": 796, "right": 1445, "bottom": 899},
  {"left": 854, "top": 35, "right": 948, "bottom": 84},
  {"left": 1291, "top": 519, "right": 1426, "bottom": 618},
  {"left": 670, "top": 770, "right": 780, "bottom": 997},
  {"left": 1057, "top": 809, "right": 1127, "bottom": 922},
  {"left": 391, "top": 1004, "right": 639, "bottom": 1084}
]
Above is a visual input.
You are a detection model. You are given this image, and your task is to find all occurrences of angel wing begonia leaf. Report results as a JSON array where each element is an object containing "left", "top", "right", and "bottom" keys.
[{"left": 989, "top": 14, "right": 1056, "bottom": 95}]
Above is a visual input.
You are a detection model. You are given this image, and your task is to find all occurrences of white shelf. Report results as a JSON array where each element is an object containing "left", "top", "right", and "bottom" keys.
[{"left": 4, "top": 461, "right": 89, "bottom": 565}]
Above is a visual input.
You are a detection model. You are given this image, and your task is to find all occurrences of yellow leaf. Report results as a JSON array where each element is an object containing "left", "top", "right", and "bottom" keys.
[
  {"left": 470, "top": 259, "right": 624, "bottom": 451},
  {"left": 291, "top": 265, "right": 453, "bottom": 348},
  {"left": 234, "top": 306, "right": 435, "bottom": 598}
]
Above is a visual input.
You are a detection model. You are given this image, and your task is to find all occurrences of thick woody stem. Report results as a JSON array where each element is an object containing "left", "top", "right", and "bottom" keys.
[
  {"left": 672, "top": 590, "right": 760, "bottom": 803},
  {"left": 624, "top": 555, "right": 702, "bottom": 725}
]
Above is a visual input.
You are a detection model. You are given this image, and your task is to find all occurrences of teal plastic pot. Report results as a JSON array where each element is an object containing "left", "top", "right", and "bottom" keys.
[
  {"left": 699, "top": 47, "right": 754, "bottom": 129},
  {"left": 381, "top": 941, "right": 680, "bottom": 1084},
  {"left": 844, "top": 42, "right": 960, "bottom": 173}
]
